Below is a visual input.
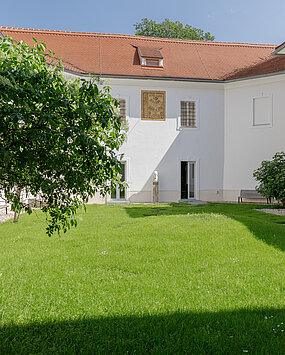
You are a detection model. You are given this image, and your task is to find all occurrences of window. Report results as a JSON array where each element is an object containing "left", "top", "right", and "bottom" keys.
[
  {"left": 180, "top": 101, "right": 196, "bottom": 128},
  {"left": 145, "top": 58, "right": 160, "bottom": 67},
  {"left": 253, "top": 96, "right": 272, "bottom": 126},
  {"left": 118, "top": 99, "right": 126, "bottom": 120}
]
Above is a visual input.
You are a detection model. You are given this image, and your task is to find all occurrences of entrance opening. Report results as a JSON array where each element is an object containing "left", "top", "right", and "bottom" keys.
[
  {"left": 181, "top": 161, "right": 195, "bottom": 199},
  {"left": 111, "top": 162, "right": 126, "bottom": 200}
]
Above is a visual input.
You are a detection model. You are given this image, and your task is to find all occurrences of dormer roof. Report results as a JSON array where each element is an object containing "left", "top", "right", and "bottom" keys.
[
  {"left": 137, "top": 46, "right": 163, "bottom": 59},
  {"left": 272, "top": 42, "right": 285, "bottom": 55}
]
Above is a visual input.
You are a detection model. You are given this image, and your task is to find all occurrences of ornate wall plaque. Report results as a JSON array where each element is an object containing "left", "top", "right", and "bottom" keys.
[{"left": 141, "top": 90, "right": 166, "bottom": 121}]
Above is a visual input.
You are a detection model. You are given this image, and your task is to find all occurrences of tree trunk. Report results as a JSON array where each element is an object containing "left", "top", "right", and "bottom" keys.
[
  {"left": 12, "top": 188, "right": 21, "bottom": 223},
  {"left": 13, "top": 210, "right": 21, "bottom": 223},
  {"left": 13, "top": 210, "right": 18, "bottom": 223},
  {"left": 16, "top": 210, "right": 21, "bottom": 222}
]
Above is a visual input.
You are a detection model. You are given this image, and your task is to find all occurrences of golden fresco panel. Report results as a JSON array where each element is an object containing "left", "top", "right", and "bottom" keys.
[{"left": 141, "top": 91, "right": 166, "bottom": 121}]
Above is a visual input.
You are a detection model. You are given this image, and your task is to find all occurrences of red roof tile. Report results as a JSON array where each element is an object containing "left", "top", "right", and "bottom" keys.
[
  {"left": 137, "top": 46, "right": 163, "bottom": 59},
  {"left": 0, "top": 26, "right": 282, "bottom": 81}
]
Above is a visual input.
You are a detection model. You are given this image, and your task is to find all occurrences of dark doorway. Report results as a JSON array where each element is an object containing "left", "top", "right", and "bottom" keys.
[{"left": 181, "top": 161, "right": 195, "bottom": 199}]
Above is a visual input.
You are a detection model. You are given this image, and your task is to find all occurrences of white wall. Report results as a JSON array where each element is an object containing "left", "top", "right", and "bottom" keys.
[
  {"left": 106, "top": 78, "right": 224, "bottom": 202},
  {"left": 64, "top": 71, "right": 285, "bottom": 204},
  {"left": 224, "top": 74, "right": 285, "bottom": 200}
]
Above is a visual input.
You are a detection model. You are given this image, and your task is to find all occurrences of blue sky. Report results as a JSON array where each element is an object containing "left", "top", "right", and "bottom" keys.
[{"left": 1, "top": 0, "right": 284, "bottom": 44}]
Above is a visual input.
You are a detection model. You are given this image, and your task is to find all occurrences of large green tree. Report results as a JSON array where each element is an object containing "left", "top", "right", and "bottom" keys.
[
  {"left": 253, "top": 152, "right": 285, "bottom": 206},
  {"left": 0, "top": 37, "right": 125, "bottom": 236},
  {"left": 134, "top": 18, "right": 215, "bottom": 41}
]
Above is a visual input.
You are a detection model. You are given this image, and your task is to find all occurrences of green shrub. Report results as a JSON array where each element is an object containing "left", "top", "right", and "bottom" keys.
[{"left": 253, "top": 152, "right": 285, "bottom": 206}]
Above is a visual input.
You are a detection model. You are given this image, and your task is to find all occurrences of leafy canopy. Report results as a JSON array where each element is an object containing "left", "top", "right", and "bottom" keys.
[
  {"left": 253, "top": 152, "right": 285, "bottom": 206},
  {"left": 0, "top": 36, "right": 125, "bottom": 236},
  {"left": 134, "top": 18, "right": 215, "bottom": 41}
]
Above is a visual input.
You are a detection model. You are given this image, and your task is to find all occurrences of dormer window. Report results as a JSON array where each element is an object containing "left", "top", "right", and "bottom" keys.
[
  {"left": 144, "top": 58, "right": 160, "bottom": 67},
  {"left": 137, "top": 46, "right": 163, "bottom": 68}
]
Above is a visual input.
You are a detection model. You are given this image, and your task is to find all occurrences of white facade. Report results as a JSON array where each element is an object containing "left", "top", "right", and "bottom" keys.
[
  {"left": 223, "top": 74, "right": 285, "bottom": 201},
  {"left": 2, "top": 27, "right": 283, "bottom": 204},
  {"left": 66, "top": 72, "right": 285, "bottom": 204}
]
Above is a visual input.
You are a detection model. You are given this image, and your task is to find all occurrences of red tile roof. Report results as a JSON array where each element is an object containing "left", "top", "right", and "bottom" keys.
[
  {"left": 0, "top": 26, "right": 283, "bottom": 81},
  {"left": 225, "top": 55, "right": 285, "bottom": 80}
]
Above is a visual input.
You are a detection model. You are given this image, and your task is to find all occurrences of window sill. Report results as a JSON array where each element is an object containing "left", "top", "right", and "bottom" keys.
[
  {"left": 177, "top": 126, "right": 199, "bottom": 131},
  {"left": 141, "top": 66, "right": 164, "bottom": 70},
  {"left": 251, "top": 124, "right": 272, "bottom": 128}
]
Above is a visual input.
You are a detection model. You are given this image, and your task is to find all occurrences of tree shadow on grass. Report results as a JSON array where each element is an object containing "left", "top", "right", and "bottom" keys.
[
  {"left": 0, "top": 308, "right": 284, "bottom": 354},
  {"left": 124, "top": 203, "right": 285, "bottom": 252}
]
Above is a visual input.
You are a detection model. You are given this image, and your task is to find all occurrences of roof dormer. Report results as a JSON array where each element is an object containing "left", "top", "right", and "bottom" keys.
[
  {"left": 137, "top": 46, "right": 163, "bottom": 68},
  {"left": 272, "top": 42, "right": 285, "bottom": 55}
]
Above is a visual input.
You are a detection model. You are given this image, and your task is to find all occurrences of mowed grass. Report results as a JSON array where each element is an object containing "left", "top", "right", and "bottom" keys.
[{"left": 0, "top": 203, "right": 284, "bottom": 354}]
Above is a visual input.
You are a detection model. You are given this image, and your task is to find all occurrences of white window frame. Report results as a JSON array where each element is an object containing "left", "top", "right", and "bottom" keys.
[
  {"left": 110, "top": 159, "right": 128, "bottom": 201},
  {"left": 140, "top": 56, "right": 163, "bottom": 67},
  {"left": 178, "top": 159, "right": 200, "bottom": 201},
  {"left": 177, "top": 97, "right": 200, "bottom": 130},
  {"left": 252, "top": 93, "right": 273, "bottom": 128}
]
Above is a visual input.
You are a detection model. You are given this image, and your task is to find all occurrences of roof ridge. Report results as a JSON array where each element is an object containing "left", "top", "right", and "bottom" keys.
[{"left": 0, "top": 26, "right": 277, "bottom": 48}]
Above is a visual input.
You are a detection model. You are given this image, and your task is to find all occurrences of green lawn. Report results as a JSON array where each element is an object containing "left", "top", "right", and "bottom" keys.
[{"left": 0, "top": 203, "right": 284, "bottom": 354}]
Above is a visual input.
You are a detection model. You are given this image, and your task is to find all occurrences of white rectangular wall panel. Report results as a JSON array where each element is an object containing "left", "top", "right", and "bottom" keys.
[{"left": 253, "top": 96, "right": 271, "bottom": 126}]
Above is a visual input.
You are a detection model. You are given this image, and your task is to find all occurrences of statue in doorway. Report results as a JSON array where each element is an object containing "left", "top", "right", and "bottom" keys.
[{"left": 152, "top": 171, "right": 159, "bottom": 203}]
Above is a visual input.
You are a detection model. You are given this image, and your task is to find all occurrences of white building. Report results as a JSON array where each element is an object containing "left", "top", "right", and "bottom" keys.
[{"left": 1, "top": 27, "right": 284, "bottom": 203}]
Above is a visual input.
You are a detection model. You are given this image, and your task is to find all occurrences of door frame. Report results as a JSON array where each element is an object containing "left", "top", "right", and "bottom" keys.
[
  {"left": 179, "top": 159, "right": 199, "bottom": 200},
  {"left": 110, "top": 159, "right": 129, "bottom": 201}
]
